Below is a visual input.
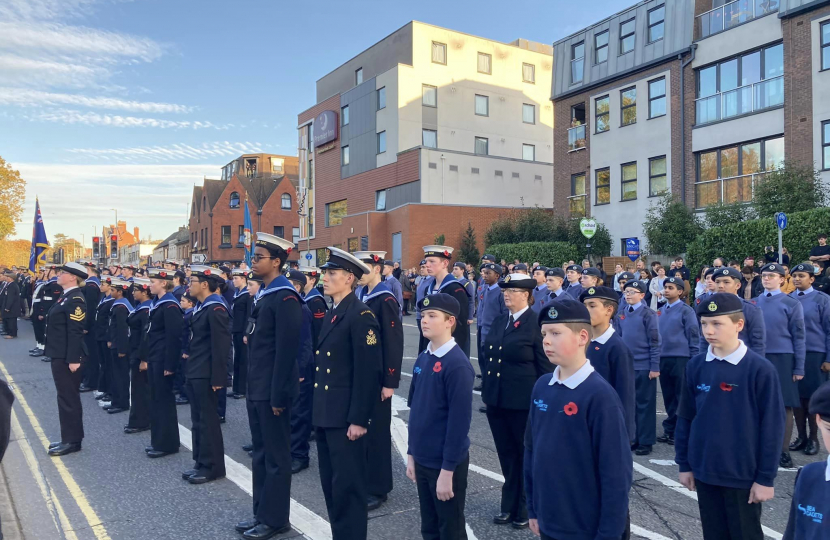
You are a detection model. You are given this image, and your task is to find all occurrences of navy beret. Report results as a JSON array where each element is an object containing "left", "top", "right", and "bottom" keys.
[
  {"left": 480, "top": 262, "right": 503, "bottom": 274},
  {"left": 566, "top": 264, "right": 582, "bottom": 272},
  {"left": 579, "top": 285, "right": 619, "bottom": 304},
  {"left": 420, "top": 259, "right": 427, "bottom": 266},
  {"left": 285, "top": 268, "right": 307, "bottom": 287},
  {"left": 696, "top": 292, "right": 743, "bottom": 317},
  {"left": 619, "top": 272, "right": 636, "bottom": 281},
  {"left": 791, "top": 263, "right": 817, "bottom": 275},
  {"left": 704, "top": 267, "right": 716, "bottom": 278},
  {"left": 712, "top": 267, "right": 742, "bottom": 281},
  {"left": 582, "top": 267, "right": 601, "bottom": 278},
  {"left": 546, "top": 267, "right": 565, "bottom": 278},
  {"left": 538, "top": 297, "right": 591, "bottom": 326},
  {"left": 383, "top": 259, "right": 395, "bottom": 267},
  {"left": 418, "top": 293, "right": 460, "bottom": 319},
  {"left": 453, "top": 262, "right": 467, "bottom": 270},
  {"left": 809, "top": 381, "right": 830, "bottom": 417},
  {"left": 514, "top": 263, "right": 528, "bottom": 271},
  {"left": 534, "top": 266, "right": 548, "bottom": 273},
  {"left": 663, "top": 276, "right": 685, "bottom": 291},
  {"left": 623, "top": 280, "right": 647, "bottom": 293},
  {"left": 759, "top": 263, "right": 785, "bottom": 276},
  {"left": 481, "top": 254, "right": 496, "bottom": 263}
]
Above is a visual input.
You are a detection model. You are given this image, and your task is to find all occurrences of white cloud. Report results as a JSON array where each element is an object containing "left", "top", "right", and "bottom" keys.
[
  {"left": 0, "top": 0, "right": 106, "bottom": 21},
  {"left": 0, "top": 87, "right": 193, "bottom": 113},
  {"left": 27, "top": 109, "right": 226, "bottom": 129},
  {"left": 66, "top": 141, "right": 269, "bottom": 163}
]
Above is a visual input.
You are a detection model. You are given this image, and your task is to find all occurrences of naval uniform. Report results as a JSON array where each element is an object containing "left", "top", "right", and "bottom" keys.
[
  {"left": 107, "top": 298, "right": 132, "bottom": 411},
  {"left": 146, "top": 292, "right": 183, "bottom": 454},
  {"left": 81, "top": 277, "right": 102, "bottom": 390},
  {"left": 231, "top": 287, "right": 250, "bottom": 396},
  {"left": 94, "top": 295, "right": 114, "bottom": 396},
  {"left": 304, "top": 289, "right": 328, "bottom": 344},
  {"left": 1, "top": 279, "right": 20, "bottom": 337},
  {"left": 290, "top": 301, "right": 315, "bottom": 466},
  {"left": 32, "top": 279, "right": 59, "bottom": 349},
  {"left": 126, "top": 300, "right": 152, "bottom": 430},
  {"left": 313, "top": 292, "right": 382, "bottom": 540},
  {"left": 422, "top": 274, "right": 471, "bottom": 359}
]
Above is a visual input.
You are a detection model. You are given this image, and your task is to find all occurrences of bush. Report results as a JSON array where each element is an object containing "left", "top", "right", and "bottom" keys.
[
  {"left": 686, "top": 207, "right": 830, "bottom": 276},
  {"left": 642, "top": 194, "right": 704, "bottom": 256},
  {"left": 457, "top": 222, "right": 480, "bottom": 266},
  {"left": 704, "top": 202, "right": 755, "bottom": 229},
  {"left": 753, "top": 162, "right": 827, "bottom": 218},
  {"left": 487, "top": 242, "right": 581, "bottom": 268}
]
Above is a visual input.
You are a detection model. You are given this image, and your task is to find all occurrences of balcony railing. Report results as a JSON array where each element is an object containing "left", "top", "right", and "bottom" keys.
[
  {"left": 696, "top": 0, "right": 779, "bottom": 39},
  {"left": 695, "top": 171, "right": 768, "bottom": 208},
  {"left": 568, "top": 124, "right": 587, "bottom": 152},
  {"left": 695, "top": 75, "right": 783, "bottom": 125}
]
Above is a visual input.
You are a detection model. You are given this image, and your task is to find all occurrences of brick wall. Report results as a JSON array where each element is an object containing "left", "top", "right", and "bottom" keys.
[{"left": 682, "top": 57, "right": 697, "bottom": 207}]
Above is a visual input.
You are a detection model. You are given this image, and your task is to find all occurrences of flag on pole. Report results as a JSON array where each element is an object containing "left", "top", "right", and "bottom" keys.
[
  {"left": 29, "top": 198, "right": 49, "bottom": 272},
  {"left": 243, "top": 197, "right": 253, "bottom": 267}
]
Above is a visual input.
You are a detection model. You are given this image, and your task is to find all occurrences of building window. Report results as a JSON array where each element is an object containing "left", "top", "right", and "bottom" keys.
[
  {"left": 342, "top": 105, "right": 349, "bottom": 126},
  {"left": 649, "top": 156, "right": 668, "bottom": 196},
  {"left": 522, "top": 144, "right": 535, "bottom": 161},
  {"left": 595, "top": 30, "right": 609, "bottom": 64},
  {"left": 522, "top": 63, "right": 535, "bottom": 83},
  {"left": 475, "top": 94, "right": 489, "bottom": 116},
  {"left": 422, "top": 84, "right": 437, "bottom": 107},
  {"left": 648, "top": 5, "right": 665, "bottom": 43},
  {"left": 648, "top": 77, "right": 666, "bottom": 118},
  {"left": 377, "top": 131, "right": 386, "bottom": 154},
  {"left": 474, "top": 137, "right": 489, "bottom": 155},
  {"left": 221, "top": 226, "right": 231, "bottom": 246},
  {"left": 521, "top": 103, "right": 535, "bottom": 124},
  {"left": 273, "top": 226, "right": 284, "bottom": 238},
  {"left": 377, "top": 87, "right": 386, "bottom": 110},
  {"left": 325, "top": 200, "right": 347, "bottom": 227},
  {"left": 376, "top": 190, "right": 387, "bottom": 211},
  {"left": 595, "top": 168, "right": 610, "bottom": 205},
  {"left": 477, "top": 52, "right": 491, "bottom": 74},
  {"left": 621, "top": 87, "right": 636, "bottom": 126},
  {"left": 823, "top": 121, "right": 830, "bottom": 170},
  {"left": 355, "top": 68, "right": 363, "bottom": 85},
  {"left": 571, "top": 41, "right": 585, "bottom": 84},
  {"left": 621, "top": 162, "right": 637, "bottom": 200},
  {"left": 595, "top": 95, "right": 610, "bottom": 133},
  {"left": 423, "top": 129, "right": 437, "bottom": 148},
  {"left": 292, "top": 227, "right": 300, "bottom": 245},
  {"left": 570, "top": 173, "right": 586, "bottom": 217},
  {"left": 620, "top": 18, "right": 636, "bottom": 54},
  {"left": 342, "top": 145, "right": 350, "bottom": 165},
  {"left": 229, "top": 191, "right": 240, "bottom": 208},
  {"left": 695, "top": 43, "right": 784, "bottom": 125},
  {"left": 432, "top": 41, "right": 447, "bottom": 64},
  {"left": 823, "top": 22, "right": 830, "bottom": 70},
  {"left": 281, "top": 193, "right": 291, "bottom": 209},
  {"left": 238, "top": 225, "right": 245, "bottom": 244}
]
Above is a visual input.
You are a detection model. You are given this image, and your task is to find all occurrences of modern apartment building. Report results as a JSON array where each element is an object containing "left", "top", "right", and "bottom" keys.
[{"left": 297, "top": 21, "right": 554, "bottom": 267}]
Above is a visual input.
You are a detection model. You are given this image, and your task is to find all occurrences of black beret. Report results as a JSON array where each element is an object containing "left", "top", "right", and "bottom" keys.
[
  {"left": 453, "top": 262, "right": 467, "bottom": 270},
  {"left": 285, "top": 268, "right": 307, "bottom": 287},
  {"left": 481, "top": 254, "right": 496, "bottom": 263},
  {"left": 619, "top": 271, "right": 635, "bottom": 281},
  {"left": 704, "top": 267, "right": 716, "bottom": 278},
  {"left": 582, "top": 267, "right": 601, "bottom": 278},
  {"left": 480, "top": 262, "right": 503, "bottom": 274},
  {"left": 498, "top": 274, "right": 536, "bottom": 290},
  {"left": 418, "top": 293, "right": 460, "bottom": 319},
  {"left": 538, "top": 297, "right": 590, "bottom": 326},
  {"left": 420, "top": 259, "right": 427, "bottom": 266},
  {"left": 696, "top": 292, "right": 743, "bottom": 317},
  {"left": 623, "top": 280, "right": 647, "bottom": 293},
  {"left": 383, "top": 259, "right": 395, "bottom": 267},
  {"left": 566, "top": 264, "right": 582, "bottom": 272},
  {"left": 791, "top": 263, "right": 817, "bottom": 275},
  {"left": 545, "top": 267, "right": 565, "bottom": 279},
  {"left": 534, "top": 266, "right": 548, "bottom": 274},
  {"left": 247, "top": 271, "right": 263, "bottom": 284},
  {"left": 759, "top": 263, "right": 785, "bottom": 276},
  {"left": 174, "top": 270, "right": 186, "bottom": 280},
  {"left": 514, "top": 263, "right": 528, "bottom": 271},
  {"left": 809, "top": 381, "right": 830, "bottom": 417},
  {"left": 579, "top": 285, "right": 619, "bottom": 304},
  {"left": 663, "top": 276, "right": 685, "bottom": 291},
  {"left": 712, "top": 267, "right": 741, "bottom": 281}
]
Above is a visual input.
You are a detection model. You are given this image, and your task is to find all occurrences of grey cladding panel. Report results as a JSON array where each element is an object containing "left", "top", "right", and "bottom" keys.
[
  {"left": 385, "top": 181, "right": 421, "bottom": 209},
  {"left": 341, "top": 80, "right": 378, "bottom": 179}
]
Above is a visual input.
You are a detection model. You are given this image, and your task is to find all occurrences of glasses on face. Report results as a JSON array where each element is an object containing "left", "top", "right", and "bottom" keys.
[
  {"left": 503, "top": 288, "right": 525, "bottom": 294},
  {"left": 623, "top": 290, "right": 641, "bottom": 296},
  {"left": 251, "top": 254, "right": 275, "bottom": 263}
]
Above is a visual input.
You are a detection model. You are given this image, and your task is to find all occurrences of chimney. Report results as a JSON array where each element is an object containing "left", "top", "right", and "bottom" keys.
[{"left": 134, "top": 227, "right": 139, "bottom": 240}]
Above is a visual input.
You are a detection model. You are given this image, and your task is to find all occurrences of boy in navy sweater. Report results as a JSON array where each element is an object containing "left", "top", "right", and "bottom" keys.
[
  {"left": 525, "top": 297, "right": 632, "bottom": 540},
  {"left": 676, "top": 293, "right": 784, "bottom": 540},
  {"left": 656, "top": 277, "right": 700, "bottom": 446},
  {"left": 618, "top": 280, "right": 661, "bottom": 455},
  {"left": 783, "top": 380, "right": 830, "bottom": 540},
  {"left": 407, "top": 293, "right": 475, "bottom": 540},
  {"left": 580, "top": 285, "right": 636, "bottom": 442},
  {"left": 708, "top": 267, "right": 766, "bottom": 357}
]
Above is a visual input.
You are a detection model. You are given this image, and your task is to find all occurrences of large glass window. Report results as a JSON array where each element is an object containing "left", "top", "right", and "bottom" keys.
[
  {"left": 823, "top": 22, "right": 830, "bottom": 71},
  {"left": 475, "top": 137, "right": 489, "bottom": 155},
  {"left": 620, "top": 18, "right": 636, "bottom": 54},
  {"left": 422, "top": 84, "right": 437, "bottom": 107},
  {"left": 621, "top": 162, "right": 637, "bottom": 200},
  {"left": 221, "top": 226, "right": 231, "bottom": 245},
  {"left": 325, "top": 200, "right": 347, "bottom": 227},
  {"left": 648, "top": 77, "right": 666, "bottom": 118},
  {"left": 570, "top": 173, "right": 586, "bottom": 217},
  {"left": 595, "top": 95, "right": 610, "bottom": 133},
  {"left": 595, "top": 168, "right": 610, "bottom": 205},
  {"left": 621, "top": 87, "right": 636, "bottom": 126},
  {"left": 823, "top": 121, "right": 830, "bottom": 170},
  {"left": 376, "top": 190, "right": 386, "bottom": 211},
  {"left": 522, "top": 103, "right": 535, "bottom": 124},
  {"left": 273, "top": 226, "right": 284, "bottom": 238},
  {"left": 422, "top": 129, "right": 437, "bottom": 148},
  {"left": 281, "top": 193, "right": 291, "bottom": 210},
  {"left": 229, "top": 192, "right": 240, "bottom": 208},
  {"left": 522, "top": 144, "right": 535, "bottom": 161},
  {"left": 355, "top": 68, "right": 363, "bottom": 85},
  {"left": 478, "top": 52, "right": 492, "bottom": 74},
  {"left": 695, "top": 136, "right": 784, "bottom": 207},
  {"left": 649, "top": 156, "right": 668, "bottom": 196},
  {"left": 572, "top": 41, "right": 584, "bottom": 83},
  {"left": 595, "top": 30, "right": 609, "bottom": 64},
  {"left": 432, "top": 42, "right": 447, "bottom": 65},
  {"left": 475, "top": 94, "right": 489, "bottom": 116},
  {"left": 341, "top": 105, "right": 349, "bottom": 126},
  {"left": 648, "top": 6, "right": 665, "bottom": 43}
]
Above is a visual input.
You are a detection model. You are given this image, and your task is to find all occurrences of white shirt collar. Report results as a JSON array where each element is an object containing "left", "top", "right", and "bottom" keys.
[
  {"left": 705, "top": 340, "right": 748, "bottom": 365},
  {"left": 825, "top": 455, "right": 830, "bottom": 482},
  {"left": 549, "top": 360, "right": 595, "bottom": 389},
  {"left": 427, "top": 337, "right": 457, "bottom": 358},
  {"left": 592, "top": 325, "right": 615, "bottom": 344},
  {"left": 62, "top": 286, "right": 79, "bottom": 294},
  {"left": 509, "top": 306, "right": 529, "bottom": 321}
]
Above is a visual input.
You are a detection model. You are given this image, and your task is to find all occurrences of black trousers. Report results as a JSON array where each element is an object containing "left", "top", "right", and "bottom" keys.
[
  {"left": 247, "top": 400, "right": 292, "bottom": 528},
  {"left": 96, "top": 341, "right": 110, "bottom": 395},
  {"left": 696, "top": 480, "right": 763, "bottom": 540},
  {"left": 290, "top": 378, "right": 314, "bottom": 462},
  {"left": 173, "top": 357, "right": 186, "bottom": 398},
  {"left": 127, "top": 363, "right": 150, "bottom": 429},
  {"left": 418, "top": 319, "right": 428, "bottom": 354},
  {"left": 147, "top": 362, "right": 180, "bottom": 453},
  {"left": 186, "top": 379, "right": 225, "bottom": 478},
  {"left": 476, "top": 331, "right": 485, "bottom": 377},
  {"left": 32, "top": 316, "right": 45, "bottom": 344},
  {"left": 659, "top": 356, "right": 688, "bottom": 437},
  {"left": 82, "top": 333, "right": 98, "bottom": 389},
  {"left": 540, "top": 514, "right": 630, "bottom": 540},
  {"left": 414, "top": 455, "right": 469, "bottom": 540},
  {"left": 109, "top": 349, "right": 130, "bottom": 409},
  {"left": 232, "top": 333, "right": 248, "bottom": 395},
  {"left": 365, "top": 394, "right": 393, "bottom": 497},
  {"left": 50, "top": 359, "right": 84, "bottom": 444},
  {"left": 1, "top": 317, "right": 16, "bottom": 337},
  {"left": 316, "top": 426, "right": 368, "bottom": 540},
  {"left": 485, "top": 406, "right": 528, "bottom": 520},
  {"left": 634, "top": 369, "right": 656, "bottom": 447}
]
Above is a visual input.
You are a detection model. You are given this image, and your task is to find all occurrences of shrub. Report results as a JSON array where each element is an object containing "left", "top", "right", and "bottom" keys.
[
  {"left": 486, "top": 242, "right": 581, "bottom": 268},
  {"left": 642, "top": 194, "right": 704, "bottom": 255},
  {"left": 704, "top": 202, "right": 755, "bottom": 229},
  {"left": 753, "top": 162, "right": 827, "bottom": 218}
]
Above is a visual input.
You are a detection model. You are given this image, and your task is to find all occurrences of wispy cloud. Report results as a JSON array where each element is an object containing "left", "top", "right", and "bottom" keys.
[
  {"left": 0, "top": 0, "right": 105, "bottom": 21},
  {"left": 66, "top": 141, "right": 272, "bottom": 163},
  {"left": 27, "top": 109, "right": 228, "bottom": 130},
  {"left": 0, "top": 87, "right": 193, "bottom": 114}
]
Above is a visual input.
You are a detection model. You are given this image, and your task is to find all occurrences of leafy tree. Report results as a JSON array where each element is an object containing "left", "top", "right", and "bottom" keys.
[
  {"left": 0, "top": 157, "right": 27, "bottom": 240},
  {"left": 457, "top": 222, "right": 480, "bottom": 265},
  {"left": 753, "top": 161, "right": 827, "bottom": 218},
  {"left": 642, "top": 194, "right": 704, "bottom": 256},
  {"left": 433, "top": 234, "right": 445, "bottom": 245},
  {"left": 0, "top": 239, "right": 31, "bottom": 267},
  {"left": 704, "top": 202, "right": 755, "bottom": 229},
  {"left": 487, "top": 242, "right": 580, "bottom": 268}
]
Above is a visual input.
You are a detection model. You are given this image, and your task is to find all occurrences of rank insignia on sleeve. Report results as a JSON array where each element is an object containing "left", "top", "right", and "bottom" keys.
[
  {"left": 69, "top": 306, "right": 85, "bottom": 322},
  {"left": 366, "top": 329, "right": 377, "bottom": 346}
]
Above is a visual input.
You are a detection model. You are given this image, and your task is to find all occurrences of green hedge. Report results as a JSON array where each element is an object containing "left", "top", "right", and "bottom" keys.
[
  {"left": 487, "top": 242, "right": 581, "bottom": 268},
  {"left": 686, "top": 207, "right": 830, "bottom": 275}
]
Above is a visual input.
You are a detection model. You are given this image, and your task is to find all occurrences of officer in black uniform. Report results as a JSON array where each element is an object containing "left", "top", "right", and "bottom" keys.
[
  {"left": 231, "top": 268, "right": 250, "bottom": 399},
  {"left": 1, "top": 271, "right": 21, "bottom": 338},
  {"left": 181, "top": 265, "right": 232, "bottom": 485},
  {"left": 79, "top": 261, "right": 102, "bottom": 392},
  {"left": 353, "top": 251, "right": 404, "bottom": 511},
  {"left": 235, "top": 233, "right": 303, "bottom": 540},
  {"left": 314, "top": 247, "right": 383, "bottom": 540},
  {"left": 94, "top": 277, "right": 114, "bottom": 402},
  {"left": 285, "top": 269, "right": 315, "bottom": 474},
  {"left": 125, "top": 278, "right": 153, "bottom": 434},
  {"left": 105, "top": 279, "right": 132, "bottom": 415},
  {"left": 45, "top": 262, "right": 89, "bottom": 457},
  {"left": 29, "top": 266, "right": 55, "bottom": 357}
]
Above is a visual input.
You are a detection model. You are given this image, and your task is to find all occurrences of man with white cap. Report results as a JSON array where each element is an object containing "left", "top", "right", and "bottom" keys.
[{"left": 420, "top": 246, "right": 471, "bottom": 356}]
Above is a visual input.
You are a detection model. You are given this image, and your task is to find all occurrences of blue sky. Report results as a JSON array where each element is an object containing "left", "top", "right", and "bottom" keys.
[{"left": 1, "top": 0, "right": 634, "bottom": 245}]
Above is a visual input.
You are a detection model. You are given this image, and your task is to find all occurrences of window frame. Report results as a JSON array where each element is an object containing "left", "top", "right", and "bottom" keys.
[
  {"left": 273, "top": 226, "right": 284, "bottom": 238},
  {"left": 823, "top": 120, "right": 830, "bottom": 170},
  {"left": 432, "top": 41, "right": 447, "bottom": 65},
  {"left": 475, "top": 94, "right": 489, "bottom": 117},
  {"left": 620, "top": 86, "right": 637, "bottom": 126},
  {"left": 355, "top": 68, "right": 363, "bottom": 85},
  {"left": 325, "top": 200, "right": 347, "bottom": 227},
  {"left": 522, "top": 62, "right": 536, "bottom": 83},
  {"left": 594, "top": 30, "right": 609, "bottom": 64},
  {"left": 377, "top": 87, "right": 386, "bottom": 110},
  {"left": 281, "top": 193, "right": 292, "bottom": 210},
  {"left": 522, "top": 103, "right": 536, "bottom": 124},
  {"left": 229, "top": 191, "right": 240, "bottom": 209},
  {"left": 569, "top": 172, "right": 587, "bottom": 217},
  {"left": 648, "top": 77, "right": 667, "bottom": 119},
  {"left": 694, "top": 135, "right": 785, "bottom": 183},
  {"left": 341, "top": 105, "right": 349, "bottom": 126},
  {"left": 619, "top": 18, "right": 636, "bottom": 55},
  {"left": 822, "top": 22, "right": 830, "bottom": 71},
  {"left": 621, "top": 162, "right": 638, "bottom": 201},
  {"left": 595, "top": 94, "right": 610, "bottom": 133},
  {"left": 422, "top": 129, "right": 437, "bottom": 148},
  {"left": 595, "top": 167, "right": 611, "bottom": 205},
  {"left": 237, "top": 225, "right": 245, "bottom": 245},
  {"left": 341, "top": 145, "right": 350, "bottom": 166},
  {"left": 571, "top": 41, "right": 585, "bottom": 84},
  {"left": 477, "top": 52, "right": 492, "bottom": 75},
  {"left": 422, "top": 84, "right": 437, "bottom": 107},
  {"left": 220, "top": 225, "right": 231, "bottom": 246},
  {"left": 647, "top": 5, "right": 665, "bottom": 44},
  {"left": 522, "top": 144, "right": 535, "bottom": 162},
  {"left": 474, "top": 136, "right": 489, "bottom": 156},
  {"left": 377, "top": 131, "right": 386, "bottom": 154},
  {"left": 376, "top": 190, "right": 387, "bottom": 211},
  {"left": 649, "top": 155, "right": 668, "bottom": 197}
]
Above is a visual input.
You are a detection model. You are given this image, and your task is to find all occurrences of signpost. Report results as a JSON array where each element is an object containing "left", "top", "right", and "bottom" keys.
[
  {"left": 580, "top": 218, "right": 597, "bottom": 263},
  {"left": 191, "top": 253, "right": 206, "bottom": 263},
  {"left": 626, "top": 238, "right": 640, "bottom": 262},
  {"left": 775, "top": 212, "right": 787, "bottom": 264},
  {"left": 305, "top": 253, "right": 312, "bottom": 261}
]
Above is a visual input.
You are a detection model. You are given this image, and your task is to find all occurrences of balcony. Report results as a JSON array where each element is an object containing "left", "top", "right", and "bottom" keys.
[
  {"left": 695, "top": 76, "right": 783, "bottom": 125},
  {"left": 568, "top": 124, "right": 587, "bottom": 152},
  {"left": 695, "top": 171, "right": 767, "bottom": 208},
  {"left": 696, "top": 0, "right": 779, "bottom": 40}
]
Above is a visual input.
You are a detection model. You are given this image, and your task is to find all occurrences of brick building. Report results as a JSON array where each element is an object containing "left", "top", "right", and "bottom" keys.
[{"left": 188, "top": 153, "right": 300, "bottom": 264}]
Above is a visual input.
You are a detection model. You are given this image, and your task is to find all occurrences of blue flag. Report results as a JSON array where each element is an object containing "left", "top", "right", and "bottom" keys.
[
  {"left": 243, "top": 197, "right": 253, "bottom": 267},
  {"left": 29, "top": 199, "right": 49, "bottom": 272}
]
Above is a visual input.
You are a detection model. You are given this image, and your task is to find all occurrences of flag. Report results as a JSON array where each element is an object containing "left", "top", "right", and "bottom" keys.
[
  {"left": 29, "top": 198, "right": 49, "bottom": 272},
  {"left": 243, "top": 197, "right": 253, "bottom": 267}
]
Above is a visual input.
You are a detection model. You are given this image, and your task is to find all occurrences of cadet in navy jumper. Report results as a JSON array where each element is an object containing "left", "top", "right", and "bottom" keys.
[
  {"left": 563, "top": 264, "right": 584, "bottom": 299},
  {"left": 707, "top": 267, "right": 767, "bottom": 357},
  {"left": 618, "top": 280, "right": 661, "bottom": 454},
  {"left": 656, "top": 277, "right": 700, "bottom": 443},
  {"left": 676, "top": 294, "right": 785, "bottom": 540}
]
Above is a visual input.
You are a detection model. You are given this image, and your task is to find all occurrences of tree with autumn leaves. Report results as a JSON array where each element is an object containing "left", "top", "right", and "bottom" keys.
[{"left": 0, "top": 156, "right": 28, "bottom": 267}]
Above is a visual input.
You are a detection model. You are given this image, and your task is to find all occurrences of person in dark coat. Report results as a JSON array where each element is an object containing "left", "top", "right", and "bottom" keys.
[
  {"left": 286, "top": 270, "right": 316, "bottom": 474},
  {"left": 30, "top": 266, "right": 61, "bottom": 358},
  {"left": 481, "top": 273, "right": 552, "bottom": 529},
  {"left": 93, "top": 278, "right": 114, "bottom": 403},
  {"left": 231, "top": 269, "right": 250, "bottom": 399},
  {"left": 104, "top": 279, "right": 132, "bottom": 415},
  {"left": 300, "top": 266, "right": 327, "bottom": 344},
  {"left": 420, "top": 246, "right": 471, "bottom": 359},
  {"left": 125, "top": 278, "right": 152, "bottom": 434},
  {"left": 1, "top": 271, "right": 21, "bottom": 338},
  {"left": 79, "top": 261, "right": 102, "bottom": 392}
]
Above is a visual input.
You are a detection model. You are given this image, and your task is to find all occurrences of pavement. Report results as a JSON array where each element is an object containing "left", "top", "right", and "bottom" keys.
[{"left": 0, "top": 317, "right": 818, "bottom": 540}]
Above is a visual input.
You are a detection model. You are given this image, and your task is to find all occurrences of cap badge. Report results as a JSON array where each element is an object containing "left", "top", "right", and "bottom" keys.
[
  {"left": 708, "top": 302, "right": 718, "bottom": 312},
  {"left": 548, "top": 307, "right": 558, "bottom": 319},
  {"left": 423, "top": 298, "right": 430, "bottom": 307},
  {"left": 504, "top": 275, "right": 511, "bottom": 283},
  {"left": 722, "top": 269, "right": 728, "bottom": 275},
  {"left": 770, "top": 265, "right": 776, "bottom": 270},
  {"left": 588, "top": 287, "right": 595, "bottom": 295}
]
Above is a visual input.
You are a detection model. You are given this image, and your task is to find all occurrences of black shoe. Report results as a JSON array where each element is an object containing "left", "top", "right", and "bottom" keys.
[
  {"left": 656, "top": 433, "right": 672, "bottom": 444},
  {"left": 235, "top": 519, "right": 259, "bottom": 533},
  {"left": 145, "top": 446, "right": 154, "bottom": 453},
  {"left": 291, "top": 459, "right": 309, "bottom": 474},
  {"left": 512, "top": 519, "right": 529, "bottom": 529},
  {"left": 242, "top": 443, "right": 254, "bottom": 452},
  {"left": 366, "top": 494, "right": 387, "bottom": 511},
  {"left": 188, "top": 472, "right": 223, "bottom": 485},
  {"left": 102, "top": 404, "right": 113, "bottom": 410},
  {"left": 49, "top": 441, "right": 63, "bottom": 449},
  {"left": 124, "top": 426, "right": 149, "bottom": 434},
  {"left": 182, "top": 468, "right": 200, "bottom": 480},
  {"left": 29, "top": 347, "right": 39, "bottom": 353},
  {"left": 78, "top": 384, "right": 93, "bottom": 393},
  {"left": 804, "top": 440, "right": 820, "bottom": 455},
  {"left": 106, "top": 407, "right": 127, "bottom": 414},
  {"left": 779, "top": 452, "right": 794, "bottom": 468},
  {"left": 32, "top": 350, "right": 44, "bottom": 357},
  {"left": 175, "top": 396, "right": 189, "bottom": 405},
  {"left": 48, "top": 442, "right": 81, "bottom": 456},
  {"left": 789, "top": 437, "right": 808, "bottom": 452},
  {"left": 473, "top": 384, "right": 483, "bottom": 391},
  {"left": 232, "top": 393, "right": 245, "bottom": 399},
  {"left": 635, "top": 445, "right": 652, "bottom": 456},
  {"left": 479, "top": 406, "right": 487, "bottom": 413},
  {"left": 41, "top": 356, "right": 52, "bottom": 362},
  {"left": 242, "top": 523, "right": 291, "bottom": 540},
  {"left": 147, "top": 449, "right": 177, "bottom": 458},
  {"left": 493, "top": 513, "right": 512, "bottom": 525}
]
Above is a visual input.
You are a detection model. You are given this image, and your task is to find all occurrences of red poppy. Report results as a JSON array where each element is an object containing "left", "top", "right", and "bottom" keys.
[
  {"left": 159, "top": 271, "right": 167, "bottom": 278},
  {"left": 720, "top": 382, "right": 733, "bottom": 392},
  {"left": 594, "top": 346, "right": 600, "bottom": 351},
  {"left": 563, "top": 402, "right": 578, "bottom": 416},
  {"left": 657, "top": 311, "right": 662, "bottom": 316},
  {"left": 331, "top": 315, "right": 337, "bottom": 323},
  {"left": 433, "top": 362, "right": 442, "bottom": 373},
  {"left": 286, "top": 247, "right": 292, "bottom": 254},
  {"left": 620, "top": 315, "right": 626, "bottom": 321},
  {"left": 388, "top": 368, "right": 396, "bottom": 375},
  {"left": 204, "top": 269, "right": 211, "bottom": 276},
  {"left": 513, "top": 321, "right": 520, "bottom": 328},
  {"left": 443, "top": 250, "right": 450, "bottom": 257}
]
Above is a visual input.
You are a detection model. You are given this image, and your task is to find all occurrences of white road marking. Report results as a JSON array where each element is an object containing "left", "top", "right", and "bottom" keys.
[
  {"left": 648, "top": 458, "right": 797, "bottom": 473},
  {"left": 630, "top": 525, "right": 673, "bottom": 540}
]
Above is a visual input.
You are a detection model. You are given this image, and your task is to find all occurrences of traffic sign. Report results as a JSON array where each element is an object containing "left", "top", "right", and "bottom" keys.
[
  {"left": 305, "top": 253, "right": 312, "bottom": 260},
  {"left": 579, "top": 218, "right": 598, "bottom": 239},
  {"left": 191, "top": 254, "right": 206, "bottom": 263},
  {"left": 626, "top": 238, "right": 640, "bottom": 262},
  {"left": 776, "top": 212, "right": 788, "bottom": 230}
]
